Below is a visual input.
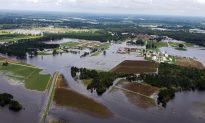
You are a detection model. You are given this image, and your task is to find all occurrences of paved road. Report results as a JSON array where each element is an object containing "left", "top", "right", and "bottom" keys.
[{"left": 40, "top": 72, "right": 59, "bottom": 123}]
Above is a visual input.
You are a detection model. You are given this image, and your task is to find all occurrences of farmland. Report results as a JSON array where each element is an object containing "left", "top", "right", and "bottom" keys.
[
  {"left": 0, "top": 11, "right": 205, "bottom": 123},
  {"left": 111, "top": 60, "right": 159, "bottom": 74},
  {"left": 176, "top": 57, "right": 204, "bottom": 69},
  {"left": 0, "top": 60, "right": 51, "bottom": 91},
  {"left": 119, "top": 81, "right": 159, "bottom": 97},
  {"left": 0, "top": 30, "right": 41, "bottom": 43},
  {"left": 53, "top": 74, "right": 112, "bottom": 118}
]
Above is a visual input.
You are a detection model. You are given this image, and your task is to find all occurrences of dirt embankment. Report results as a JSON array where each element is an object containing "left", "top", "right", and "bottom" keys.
[{"left": 56, "top": 75, "right": 68, "bottom": 88}]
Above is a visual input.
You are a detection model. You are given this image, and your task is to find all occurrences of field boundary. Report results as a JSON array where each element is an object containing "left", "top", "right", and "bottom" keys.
[{"left": 114, "top": 86, "right": 153, "bottom": 99}]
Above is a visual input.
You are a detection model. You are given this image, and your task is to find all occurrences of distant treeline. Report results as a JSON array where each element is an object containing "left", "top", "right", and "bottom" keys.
[
  {"left": 0, "top": 29, "right": 127, "bottom": 58},
  {"left": 108, "top": 26, "right": 205, "bottom": 47},
  {"left": 0, "top": 38, "right": 59, "bottom": 58}
]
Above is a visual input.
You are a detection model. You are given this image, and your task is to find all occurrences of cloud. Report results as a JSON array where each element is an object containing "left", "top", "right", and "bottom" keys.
[
  {"left": 197, "top": 0, "right": 205, "bottom": 3},
  {"left": 0, "top": 0, "right": 205, "bottom": 16}
]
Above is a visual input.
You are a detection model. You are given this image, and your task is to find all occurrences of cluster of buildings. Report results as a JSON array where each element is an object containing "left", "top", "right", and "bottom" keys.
[
  {"left": 145, "top": 50, "right": 173, "bottom": 63},
  {"left": 117, "top": 47, "right": 141, "bottom": 54}
]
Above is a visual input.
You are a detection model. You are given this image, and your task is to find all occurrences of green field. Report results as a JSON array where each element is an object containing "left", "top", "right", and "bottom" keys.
[
  {"left": 60, "top": 42, "right": 80, "bottom": 47},
  {"left": 0, "top": 34, "right": 41, "bottom": 42},
  {"left": 0, "top": 61, "right": 51, "bottom": 91},
  {"left": 0, "top": 30, "right": 41, "bottom": 42}
]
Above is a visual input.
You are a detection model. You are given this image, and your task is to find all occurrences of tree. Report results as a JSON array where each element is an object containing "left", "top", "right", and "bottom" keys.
[
  {"left": 178, "top": 44, "right": 185, "bottom": 48},
  {"left": 9, "top": 100, "right": 23, "bottom": 112},
  {"left": 2, "top": 61, "right": 9, "bottom": 66}
]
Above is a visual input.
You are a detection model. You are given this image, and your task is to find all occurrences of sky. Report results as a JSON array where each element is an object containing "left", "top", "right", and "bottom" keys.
[{"left": 0, "top": 0, "right": 205, "bottom": 16}]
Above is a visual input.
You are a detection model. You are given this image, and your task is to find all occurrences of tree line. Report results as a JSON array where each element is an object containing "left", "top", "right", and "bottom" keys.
[{"left": 71, "top": 67, "right": 129, "bottom": 95}]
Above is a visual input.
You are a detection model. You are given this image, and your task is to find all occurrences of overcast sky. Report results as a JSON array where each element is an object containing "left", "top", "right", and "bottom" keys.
[{"left": 0, "top": 0, "right": 205, "bottom": 16}]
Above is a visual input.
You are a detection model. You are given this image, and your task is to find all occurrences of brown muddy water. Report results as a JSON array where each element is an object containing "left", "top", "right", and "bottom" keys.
[{"left": 0, "top": 39, "right": 205, "bottom": 123}]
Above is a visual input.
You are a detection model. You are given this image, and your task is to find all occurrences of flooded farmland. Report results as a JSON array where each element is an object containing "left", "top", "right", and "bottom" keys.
[
  {"left": 160, "top": 46, "right": 205, "bottom": 66},
  {"left": 0, "top": 38, "right": 205, "bottom": 123},
  {"left": 0, "top": 75, "right": 44, "bottom": 123}
]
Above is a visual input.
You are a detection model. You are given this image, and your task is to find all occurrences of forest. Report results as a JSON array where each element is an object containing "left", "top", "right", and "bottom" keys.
[
  {"left": 71, "top": 67, "right": 129, "bottom": 95},
  {"left": 71, "top": 63, "right": 205, "bottom": 106},
  {"left": 0, "top": 39, "right": 59, "bottom": 58},
  {"left": 140, "top": 63, "right": 205, "bottom": 106}
]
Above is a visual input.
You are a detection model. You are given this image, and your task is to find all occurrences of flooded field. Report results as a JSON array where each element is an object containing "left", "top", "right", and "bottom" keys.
[
  {"left": 0, "top": 75, "right": 45, "bottom": 123},
  {"left": 0, "top": 38, "right": 205, "bottom": 123},
  {"left": 53, "top": 75, "right": 112, "bottom": 118},
  {"left": 160, "top": 46, "right": 205, "bottom": 66}
]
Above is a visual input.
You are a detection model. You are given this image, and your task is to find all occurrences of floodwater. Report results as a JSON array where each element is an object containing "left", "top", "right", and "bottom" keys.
[
  {"left": 0, "top": 38, "right": 205, "bottom": 123},
  {"left": 45, "top": 38, "right": 80, "bottom": 44},
  {"left": 0, "top": 74, "right": 45, "bottom": 123},
  {"left": 160, "top": 46, "right": 205, "bottom": 66}
]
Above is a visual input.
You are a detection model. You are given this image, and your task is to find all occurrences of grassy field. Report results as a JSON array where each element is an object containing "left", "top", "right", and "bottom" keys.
[
  {"left": 0, "top": 30, "right": 41, "bottom": 42},
  {"left": 54, "top": 75, "right": 112, "bottom": 118},
  {"left": 111, "top": 60, "right": 159, "bottom": 74},
  {"left": 0, "top": 61, "right": 51, "bottom": 91}
]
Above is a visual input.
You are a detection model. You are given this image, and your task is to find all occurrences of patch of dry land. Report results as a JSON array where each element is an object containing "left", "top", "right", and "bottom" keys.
[
  {"left": 53, "top": 75, "right": 112, "bottom": 118},
  {"left": 116, "top": 80, "right": 159, "bottom": 108},
  {"left": 176, "top": 57, "right": 204, "bottom": 69},
  {"left": 111, "top": 60, "right": 159, "bottom": 74}
]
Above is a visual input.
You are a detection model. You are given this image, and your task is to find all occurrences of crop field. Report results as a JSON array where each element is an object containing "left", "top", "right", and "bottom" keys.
[
  {"left": 114, "top": 80, "right": 158, "bottom": 108},
  {"left": 53, "top": 75, "right": 112, "bottom": 118},
  {"left": 111, "top": 60, "right": 159, "bottom": 74},
  {"left": 176, "top": 57, "right": 204, "bottom": 69},
  {"left": 0, "top": 61, "right": 51, "bottom": 91},
  {"left": 120, "top": 82, "right": 159, "bottom": 96},
  {"left": 0, "top": 30, "right": 41, "bottom": 42},
  {"left": 123, "top": 89, "right": 156, "bottom": 108}
]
